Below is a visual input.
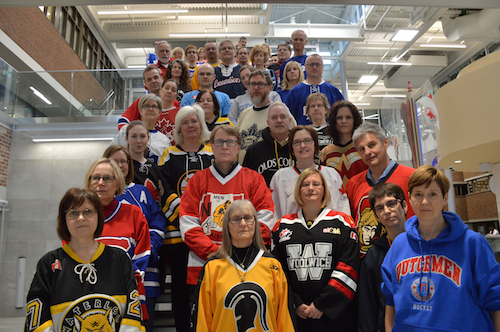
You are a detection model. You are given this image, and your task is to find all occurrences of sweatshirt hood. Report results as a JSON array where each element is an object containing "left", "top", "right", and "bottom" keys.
[{"left": 405, "top": 210, "right": 467, "bottom": 243}]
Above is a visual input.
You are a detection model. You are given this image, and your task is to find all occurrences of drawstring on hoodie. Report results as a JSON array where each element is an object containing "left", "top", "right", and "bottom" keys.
[
  {"left": 418, "top": 239, "right": 434, "bottom": 302},
  {"left": 273, "top": 139, "right": 293, "bottom": 170}
]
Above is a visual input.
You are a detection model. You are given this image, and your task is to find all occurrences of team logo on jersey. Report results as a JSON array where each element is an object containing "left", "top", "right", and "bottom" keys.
[
  {"left": 177, "top": 169, "right": 200, "bottom": 196},
  {"left": 411, "top": 276, "right": 435, "bottom": 302},
  {"left": 323, "top": 227, "right": 341, "bottom": 235},
  {"left": 240, "top": 123, "right": 262, "bottom": 151},
  {"left": 224, "top": 282, "right": 270, "bottom": 332},
  {"left": 200, "top": 194, "right": 244, "bottom": 238},
  {"left": 51, "top": 259, "right": 62, "bottom": 272},
  {"left": 358, "top": 199, "right": 386, "bottom": 255},
  {"left": 60, "top": 294, "right": 122, "bottom": 332},
  {"left": 350, "top": 231, "right": 358, "bottom": 242},
  {"left": 278, "top": 228, "right": 293, "bottom": 243},
  {"left": 286, "top": 243, "right": 332, "bottom": 281}
]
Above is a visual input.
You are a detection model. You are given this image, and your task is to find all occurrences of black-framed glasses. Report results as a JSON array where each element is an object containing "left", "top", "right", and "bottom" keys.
[
  {"left": 65, "top": 209, "right": 97, "bottom": 220},
  {"left": 90, "top": 175, "right": 115, "bottom": 184},
  {"left": 229, "top": 215, "right": 256, "bottom": 225},
  {"left": 374, "top": 199, "right": 402, "bottom": 214},
  {"left": 212, "top": 139, "right": 238, "bottom": 147},
  {"left": 249, "top": 82, "right": 268, "bottom": 88},
  {"left": 292, "top": 138, "right": 314, "bottom": 146}
]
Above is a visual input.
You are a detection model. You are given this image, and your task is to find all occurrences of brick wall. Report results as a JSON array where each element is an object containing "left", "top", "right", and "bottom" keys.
[
  {"left": 466, "top": 191, "right": 498, "bottom": 220},
  {"left": 0, "top": 7, "right": 107, "bottom": 106},
  {"left": 454, "top": 197, "right": 468, "bottom": 221},
  {"left": 0, "top": 125, "right": 12, "bottom": 187}
]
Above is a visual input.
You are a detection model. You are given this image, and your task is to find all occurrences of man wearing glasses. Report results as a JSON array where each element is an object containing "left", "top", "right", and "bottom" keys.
[
  {"left": 237, "top": 70, "right": 297, "bottom": 163},
  {"left": 286, "top": 54, "right": 344, "bottom": 125},
  {"left": 358, "top": 183, "right": 407, "bottom": 332},
  {"left": 214, "top": 40, "right": 245, "bottom": 100}
]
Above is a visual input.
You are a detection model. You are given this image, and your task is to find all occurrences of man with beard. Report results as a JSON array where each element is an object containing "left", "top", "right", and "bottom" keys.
[
  {"left": 242, "top": 102, "right": 294, "bottom": 186},
  {"left": 118, "top": 66, "right": 180, "bottom": 130},
  {"left": 237, "top": 70, "right": 296, "bottom": 163},
  {"left": 214, "top": 40, "right": 245, "bottom": 100},
  {"left": 191, "top": 41, "right": 220, "bottom": 90},
  {"left": 154, "top": 40, "right": 174, "bottom": 77}
]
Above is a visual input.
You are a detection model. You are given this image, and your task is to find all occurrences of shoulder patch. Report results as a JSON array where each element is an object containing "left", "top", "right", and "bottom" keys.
[{"left": 278, "top": 228, "right": 293, "bottom": 243}]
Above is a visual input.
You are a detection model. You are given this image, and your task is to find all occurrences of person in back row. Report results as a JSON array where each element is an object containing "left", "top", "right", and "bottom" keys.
[
  {"left": 346, "top": 122, "right": 414, "bottom": 256},
  {"left": 180, "top": 63, "right": 231, "bottom": 117},
  {"left": 358, "top": 183, "right": 406, "bottom": 332},
  {"left": 214, "top": 39, "right": 245, "bottom": 100},
  {"left": 278, "top": 29, "right": 308, "bottom": 83},
  {"left": 191, "top": 41, "right": 220, "bottom": 90},
  {"left": 243, "top": 102, "right": 294, "bottom": 187}
]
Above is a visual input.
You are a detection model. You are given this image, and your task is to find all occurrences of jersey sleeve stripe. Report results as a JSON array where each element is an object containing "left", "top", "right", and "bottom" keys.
[
  {"left": 328, "top": 278, "right": 355, "bottom": 300},
  {"left": 331, "top": 270, "right": 357, "bottom": 292},
  {"left": 179, "top": 215, "right": 202, "bottom": 240},
  {"left": 336, "top": 261, "right": 359, "bottom": 280}
]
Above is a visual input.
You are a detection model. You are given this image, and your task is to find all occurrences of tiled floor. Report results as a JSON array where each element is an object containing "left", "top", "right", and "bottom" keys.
[{"left": 0, "top": 317, "right": 24, "bottom": 331}]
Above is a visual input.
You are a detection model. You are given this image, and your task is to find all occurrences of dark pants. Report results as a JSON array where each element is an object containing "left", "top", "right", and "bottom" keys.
[{"left": 145, "top": 297, "right": 156, "bottom": 332}]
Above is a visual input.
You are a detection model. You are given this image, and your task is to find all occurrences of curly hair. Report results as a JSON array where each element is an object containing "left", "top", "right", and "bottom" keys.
[
  {"left": 326, "top": 100, "right": 363, "bottom": 144},
  {"left": 164, "top": 59, "right": 192, "bottom": 93}
]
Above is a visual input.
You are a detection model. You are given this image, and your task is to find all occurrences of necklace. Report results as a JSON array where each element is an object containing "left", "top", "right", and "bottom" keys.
[{"left": 234, "top": 246, "right": 251, "bottom": 268}]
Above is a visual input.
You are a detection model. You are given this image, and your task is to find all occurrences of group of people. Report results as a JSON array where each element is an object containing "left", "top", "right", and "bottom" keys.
[{"left": 25, "top": 31, "right": 500, "bottom": 332}]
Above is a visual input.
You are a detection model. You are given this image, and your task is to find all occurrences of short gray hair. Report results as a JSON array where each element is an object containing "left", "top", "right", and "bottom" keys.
[
  {"left": 138, "top": 94, "right": 162, "bottom": 111},
  {"left": 249, "top": 69, "right": 273, "bottom": 86},
  {"left": 174, "top": 105, "right": 210, "bottom": 145},
  {"left": 156, "top": 40, "right": 171, "bottom": 51},
  {"left": 352, "top": 122, "right": 386, "bottom": 149},
  {"left": 268, "top": 102, "right": 292, "bottom": 120}
]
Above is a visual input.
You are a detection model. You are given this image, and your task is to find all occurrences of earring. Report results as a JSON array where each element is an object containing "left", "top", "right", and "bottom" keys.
[{"left": 180, "top": 132, "right": 183, "bottom": 135}]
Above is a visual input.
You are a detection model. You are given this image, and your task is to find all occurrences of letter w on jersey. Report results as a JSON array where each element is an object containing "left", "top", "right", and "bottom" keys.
[{"left": 286, "top": 243, "right": 332, "bottom": 281}]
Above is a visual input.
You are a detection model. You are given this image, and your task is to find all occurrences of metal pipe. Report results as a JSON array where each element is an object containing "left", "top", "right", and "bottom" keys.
[{"left": 15, "top": 257, "right": 26, "bottom": 308}]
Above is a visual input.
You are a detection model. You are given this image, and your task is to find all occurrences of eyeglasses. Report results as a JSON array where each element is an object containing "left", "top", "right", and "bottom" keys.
[
  {"left": 143, "top": 105, "right": 160, "bottom": 111},
  {"left": 374, "top": 199, "right": 402, "bottom": 214},
  {"left": 292, "top": 138, "right": 314, "bottom": 146},
  {"left": 90, "top": 175, "right": 115, "bottom": 184},
  {"left": 65, "top": 209, "right": 97, "bottom": 220},
  {"left": 229, "top": 215, "right": 256, "bottom": 225},
  {"left": 187, "top": 50, "right": 197, "bottom": 54},
  {"left": 113, "top": 160, "right": 128, "bottom": 166},
  {"left": 249, "top": 82, "right": 268, "bottom": 88},
  {"left": 301, "top": 181, "right": 323, "bottom": 188},
  {"left": 212, "top": 139, "right": 238, "bottom": 147},
  {"left": 305, "top": 63, "right": 323, "bottom": 67}
]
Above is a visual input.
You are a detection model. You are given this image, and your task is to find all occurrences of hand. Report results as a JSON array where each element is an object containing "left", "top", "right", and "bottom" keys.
[
  {"left": 295, "top": 304, "right": 309, "bottom": 320},
  {"left": 304, "top": 302, "right": 323, "bottom": 319}
]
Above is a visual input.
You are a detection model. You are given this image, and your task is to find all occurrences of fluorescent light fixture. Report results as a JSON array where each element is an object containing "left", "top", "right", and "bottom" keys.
[
  {"left": 30, "top": 87, "right": 52, "bottom": 105},
  {"left": 364, "top": 114, "right": 379, "bottom": 119},
  {"left": 358, "top": 96, "right": 364, "bottom": 101},
  {"left": 354, "top": 103, "right": 370, "bottom": 106},
  {"left": 128, "top": 65, "right": 147, "bottom": 68},
  {"left": 371, "top": 94, "right": 407, "bottom": 98},
  {"left": 455, "top": 160, "right": 462, "bottom": 164},
  {"left": 32, "top": 134, "right": 115, "bottom": 142},
  {"left": 367, "top": 61, "right": 412, "bottom": 66},
  {"left": 391, "top": 29, "right": 419, "bottom": 42},
  {"left": 170, "top": 33, "right": 250, "bottom": 37},
  {"left": 98, "top": 9, "right": 188, "bottom": 15},
  {"left": 358, "top": 75, "right": 379, "bottom": 84},
  {"left": 420, "top": 44, "right": 467, "bottom": 48}
]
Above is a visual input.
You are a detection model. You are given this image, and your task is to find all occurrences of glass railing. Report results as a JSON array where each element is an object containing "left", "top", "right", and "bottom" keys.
[{"left": 0, "top": 57, "right": 145, "bottom": 119}]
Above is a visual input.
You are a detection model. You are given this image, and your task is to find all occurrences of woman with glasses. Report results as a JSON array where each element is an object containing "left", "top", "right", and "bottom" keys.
[
  {"left": 111, "top": 94, "right": 171, "bottom": 164},
  {"left": 277, "top": 61, "right": 304, "bottom": 104},
  {"left": 194, "top": 90, "right": 233, "bottom": 133},
  {"left": 157, "top": 105, "right": 213, "bottom": 332},
  {"left": 164, "top": 59, "right": 192, "bottom": 102},
  {"left": 382, "top": 165, "right": 500, "bottom": 332},
  {"left": 272, "top": 168, "right": 359, "bottom": 332},
  {"left": 270, "top": 125, "right": 350, "bottom": 221},
  {"left": 192, "top": 200, "right": 296, "bottom": 332},
  {"left": 103, "top": 145, "right": 166, "bottom": 332},
  {"left": 179, "top": 125, "right": 274, "bottom": 287},
  {"left": 83, "top": 158, "right": 151, "bottom": 321},
  {"left": 25, "top": 188, "right": 145, "bottom": 332},
  {"left": 250, "top": 45, "right": 277, "bottom": 90},
  {"left": 320, "top": 100, "right": 367, "bottom": 188}
]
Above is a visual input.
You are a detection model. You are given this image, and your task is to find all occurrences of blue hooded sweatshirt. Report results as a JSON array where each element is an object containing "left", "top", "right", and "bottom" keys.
[{"left": 381, "top": 211, "right": 500, "bottom": 331}]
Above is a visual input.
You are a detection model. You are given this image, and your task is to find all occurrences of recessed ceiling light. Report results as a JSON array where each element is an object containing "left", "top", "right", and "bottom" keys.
[
  {"left": 358, "top": 75, "right": 378, "bottom": 84},
  {"left": 420, "top": 44, "right": 467, "bottom": 48},
  {"left": 98, "top": 9, "right": 188, "bottom": 15},
  {"left": 390, "top": 29, "right": 419, "bottom": 42},
  {"left": 371, "top": 94, "right": 407, "bottom": 98},
  {"left": 455, "top": 160, "right": 462, "bottom": 163}
]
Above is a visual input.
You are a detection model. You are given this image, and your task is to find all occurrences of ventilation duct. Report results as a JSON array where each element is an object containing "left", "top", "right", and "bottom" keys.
[{"left": 441, "top": 9, "right": 500, "bottom": 41}]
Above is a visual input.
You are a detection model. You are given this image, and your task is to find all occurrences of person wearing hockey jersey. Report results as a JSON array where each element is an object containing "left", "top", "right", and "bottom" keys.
[
  {"left": 193, "top": 199, "right": 296, "bottom": 332},
  {"left": 250, "top": 44, "right": 277, "bottom": 90},
  {"left": 382, "top": 165, "right": 500, "bottom": 332},
  {"left": 25, "top": 188, "right": 145, "bottom": 332},
  {"left": 146, "top": 40, "right": 160, "bottom": 66},
  {"left": 346, "top": 122, "right": 414, "bottom": 256},
  {"left": 158, "top": 79, "right": 180, "bottom": 143},
  {"left": 125, "top": 121, "right": 164, "bottom": 206},
  {"left": 186, "top": 45, "right": 198, "bottom": 79},
  {"left": 112, "top": 95, "right": 171, "bottom": 164},
  {"left": 278, "top": 29, "right": 308, "bottom": 84},
  {"left": 154, "top": 40, "right": 173, "bottom": 78},
  {"left": 118, "top": 66, "right": 180, "bottom": 131},
  {"left": 191, "top": 42, "right": 220, "bottom": 91},
  {"left": 287, "top": 55, "right": 344, "bottom": 125},
  {"left": 103, "top": 145, "right": 166, "bottom": 332},
  {"left": 213, "top": 40, "right": 245, "bottom": 100},
  {"left": 320, "top": 100, "right": 368, "bottom": 188},
  {"left": 358, "top": 183, "right": 406, "bottom": 332},
  {"left": 158, "top": 105, "right": 213, "bottom": 332},
  {"left": 179, "top": 125, "right": 275, "bottom": 286},
  {"left": 227, "top": 65, "right": 281, "bottom": 126},
  {"left": 270, "top": 125, "right": 350, "bottom": 221},
  {"left": 304, "top": 93, "right": 331, "bottom": 163},
  {"left": 194, "top": 90, "right": 233, "bottom": 133},
  {"left": 84, "top": 158, "right": 151, "bottom": 321},
  {"left": 272, "top": 168, "right": 359, "bottom": 332},
  {"left": 242, "top": 102, "right": 294, "bottom": 186},
  {"left": 180, "top": 63, "right": 232, "bottom": 117},
  {"left": 278, "top": 60, "right": 304, "bottom": 105}
]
